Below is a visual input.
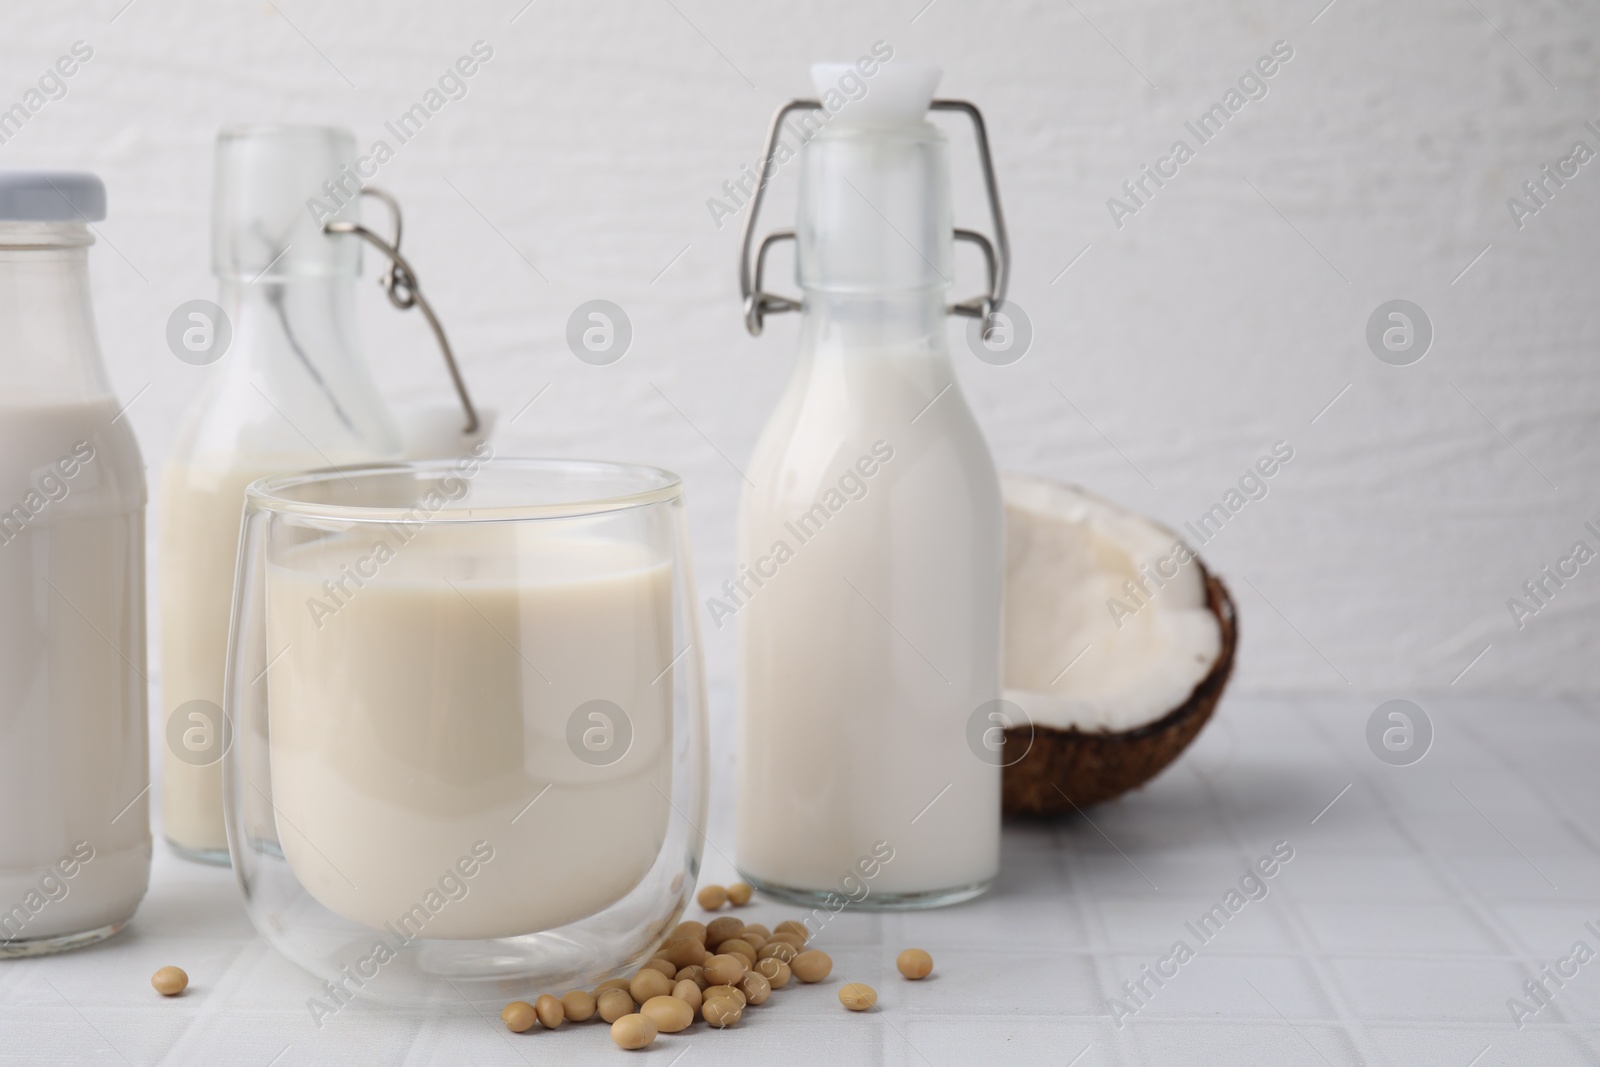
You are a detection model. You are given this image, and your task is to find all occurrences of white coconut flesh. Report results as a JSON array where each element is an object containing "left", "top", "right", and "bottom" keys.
[{"left": 1003, "top": 475, "right": 1223, "bottom": 734}]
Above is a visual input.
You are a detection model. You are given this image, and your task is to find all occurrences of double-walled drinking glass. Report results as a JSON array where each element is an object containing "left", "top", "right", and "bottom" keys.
[{"left": 224, "top": 456, "right": 707, "bottom": 1005}]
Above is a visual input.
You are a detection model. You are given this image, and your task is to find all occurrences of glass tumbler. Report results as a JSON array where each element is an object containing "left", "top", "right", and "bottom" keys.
[{"left": 224, "top": 455, "right": 707, "bottom": 1006}]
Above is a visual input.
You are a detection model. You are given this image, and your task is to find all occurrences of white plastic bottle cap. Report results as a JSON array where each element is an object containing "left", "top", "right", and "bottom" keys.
[{"left": 809, "top": 61, "right": 941, "bottom": 127}]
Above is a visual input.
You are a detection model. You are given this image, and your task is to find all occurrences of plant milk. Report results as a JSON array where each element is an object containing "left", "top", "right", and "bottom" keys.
[
  {"left": 0, "top": 397, "right": 149, "bottom": 943},
  {"left": 262, "top": 524, "right": 674, "bottom": 939},
  {"left": 158, "top": 462, "right": 281, "bottom": 855},
  {"left": 736, "top": 334, "right": 1003, "bottom": 899}
]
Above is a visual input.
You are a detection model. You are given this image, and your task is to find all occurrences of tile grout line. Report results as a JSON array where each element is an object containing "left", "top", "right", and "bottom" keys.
[
  {"left": 1451, "top": 712, "right": 1600, "bottom": 865},
  {"left": 1444, "top": 711, "right": 1600, "bottom": 991},
  {"left": 1187, "top": 730, "right": 1388, "bottom": 1067},
  {"left": 1293, "top": 701, "right": 1574, "bottom": 1028},
  {"left": 1057, "top": 811, "right": 1136, "bottom": 1066}
]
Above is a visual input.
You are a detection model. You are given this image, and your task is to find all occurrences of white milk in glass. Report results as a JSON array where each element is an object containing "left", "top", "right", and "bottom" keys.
[
  {"left": 0, "top": 398, "right": 149, "bottom": 944},
  {"left": 263, "top": 523, "right": 673, "bottom": 939},
  {"left": 736, "top": 332, "right": 1002, "bottom": 899},
  {"left": 158, "top": 461, "right": 281, "bottom": 853}
]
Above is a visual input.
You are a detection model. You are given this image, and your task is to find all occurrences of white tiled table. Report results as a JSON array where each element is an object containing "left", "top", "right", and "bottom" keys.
[{"left": 3, "top": 693, "right": 1597, "bottom": 1065}]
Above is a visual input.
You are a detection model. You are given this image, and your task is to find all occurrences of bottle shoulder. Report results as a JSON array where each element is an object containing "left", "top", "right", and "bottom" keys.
[
  {"left": 742, "top": 365, "right": 1000, "bottom": 523},
  {"left": 167, "top": 352, "right": 402, "bottom": 470},
  {"left": 0, "top": 395, "right": 147, "bottom": 516}
]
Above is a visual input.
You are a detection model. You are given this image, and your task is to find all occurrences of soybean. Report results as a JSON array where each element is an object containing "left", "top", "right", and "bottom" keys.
[
  {"left": 643, "top": 957, "right": 678, "bottom": 978},
  {"left": 671, "top": 919, "right": 708, "bottom": 944},
  {"left": 704, "top": 953, "right": 746, "bottom": 987},
  {"left": 641, "top": 994, "right": 694, "bottom": 1033},
  {"left": 610, "top": 1013, "right": 658, "bottom": 1050},
  {"left": 597, "top": 987, "right": 635, "bottom": 1023},
  {"left": 739, "top": 970, "right": 772, "bottom": 1006},
  {"left": 756, "top": 957, "right": 792, "bottom": 989},
  {"left": 533, "top": 993, "right": 564, "bottom": 1029},
  {"left": 697, "top": 884, "right": 729, "bottom": 910},
  {"left": 672, "top": 977, "right": 703, "bottom": 1015},
  {"left": 674, "top": 964, "right": 707, "bottom": 988},
  {"left": 702, "top": 997, "right": 742, "bottom": 1029},
  {"left": 839, "top": 983, "right": 877, "bottom": 1011},
  {"left": 897, "top": 948, "right": 934, "bottom": 980},
  {"left": 151, "top": 966, "right": 188, "bottom": 997},
  {"left": 659, "top": 938, "right": 708, "bottom": 968},
  {"left": 758, "top": 941, "right": 798, "bottom": 963},
  {"left": 560, "top": 989, "right": 596, "bottom": 1022},
  {"left": 630, "top": 967, "right": 674, "bottom": 1004},
  {"left": 705, "top": 916, "right": 744, "bottom": 947},
  {"left": 702, "top": 984, "right": 747, "bottom": 1008},
  {"left": 774, "top": 920, "right": 809, "bottom": 942},
  {"left": 501, "top": 1000, "right": 536, "bottom": 1033},
  {"left": 791, "top": 949, "right": 833, "bottom": 983},
  {"left": 726, "top": 882, "right": 753, "bottom": 906},
  {"left": 719, "top": 938, "right": 756, "bottom": 963},
  {"left": 758, "top": 941, "right": 797, "bottom": 963}
]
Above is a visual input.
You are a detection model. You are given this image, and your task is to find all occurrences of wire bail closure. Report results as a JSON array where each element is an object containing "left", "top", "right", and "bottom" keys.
[
  {"left": 737, "top": 99, "right": 1011, "bottom": 338},
  {"left": 323, "top": 187, "right": 480, "bottom": 436}
]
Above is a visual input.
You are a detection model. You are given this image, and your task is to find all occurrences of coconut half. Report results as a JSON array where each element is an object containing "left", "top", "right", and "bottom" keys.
[{"left": 1000, "top": 474, "right": 1237, "bottom": 816}]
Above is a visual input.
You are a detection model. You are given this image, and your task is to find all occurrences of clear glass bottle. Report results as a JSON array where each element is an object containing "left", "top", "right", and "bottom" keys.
[
  {"left": 735, "top": 64, "right": 1005, "bottom": 908},
  {"left": 0, "top": 171, "right": 151, "bottom": 954},
  {"left": 159, "top": 126, "right": 408, "bottom": 863}
]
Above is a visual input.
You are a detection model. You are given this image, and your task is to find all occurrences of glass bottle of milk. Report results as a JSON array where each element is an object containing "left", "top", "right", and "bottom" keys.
[
  {"left": 0, "top": 171, "right": 151, "bottom": 954},
  {"left": 735, "top": 63, "right": 1006, "bottom": 907},
  {"left": 159, "top": 126, "right": 411, "bottom": 864}
]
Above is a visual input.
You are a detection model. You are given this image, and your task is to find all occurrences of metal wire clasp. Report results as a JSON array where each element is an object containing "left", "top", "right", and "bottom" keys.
[
  {"left": 323, "top": 187, "right": 480, "bottom": 435},
  {"left": 737, "top": 99, "right": 1011, "bottom": 338}
]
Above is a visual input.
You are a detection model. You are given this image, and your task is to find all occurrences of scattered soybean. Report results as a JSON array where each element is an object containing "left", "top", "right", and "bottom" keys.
[
  {"left": 839, "top": 983, "right": 878, "bottom": 1011},
  {"left": 151, "top": 966, "right": 188, "bottom": 997},
  {"left": 897, "top": 948, "right": 934, "bottom": 980}
]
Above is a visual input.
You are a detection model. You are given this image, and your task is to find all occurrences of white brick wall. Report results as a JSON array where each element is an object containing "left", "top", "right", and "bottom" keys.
[{"left": 3, "top": 0, "right": 1596, "bottom": 697}]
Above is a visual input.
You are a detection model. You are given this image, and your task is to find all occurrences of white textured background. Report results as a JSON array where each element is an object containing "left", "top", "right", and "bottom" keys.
[{"left": 2, "top": 0, "right": 1598, "bottom": 700}]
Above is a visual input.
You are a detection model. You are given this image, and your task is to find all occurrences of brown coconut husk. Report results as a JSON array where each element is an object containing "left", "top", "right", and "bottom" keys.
[{"left": 1001, "top": 562, "right": 1237, "bottom": 817}]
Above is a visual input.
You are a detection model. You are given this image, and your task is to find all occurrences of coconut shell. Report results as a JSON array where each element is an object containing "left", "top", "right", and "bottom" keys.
[{"left": 1001, "top": 563, "right": 1237, "bottom": 817}]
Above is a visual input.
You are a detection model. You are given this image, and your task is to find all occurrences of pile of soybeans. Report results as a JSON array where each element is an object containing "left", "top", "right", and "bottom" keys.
[{"left": 501, "top": 884, "right": 934, "bottom": 1051}]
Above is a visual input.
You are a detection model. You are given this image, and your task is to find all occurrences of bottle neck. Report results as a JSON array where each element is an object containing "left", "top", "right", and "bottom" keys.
[
  {"left": 791, "top": 121, "right": 954, "bottom": 369},
  {"left": 799, "top": 289, "right": 950, "bottom": 363},
  {"left": 204, "top": 273, "right": 402, "bottom": 459},
  {"left": 0, "top": 223, "right": 111, "bottom": 401},
  {"left": 217, "top": 273, "right": 362, "bottom": 373},
  {"left": 795, "top": 122, "right": 953, "bottom": 293}
]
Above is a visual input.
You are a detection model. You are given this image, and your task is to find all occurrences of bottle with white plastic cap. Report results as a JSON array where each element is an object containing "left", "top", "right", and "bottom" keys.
[
  {"left": 733, "top": 62, "right": 1008, "bottom": 907},
  {"left": 0, "top": 171, "right": 152, "bottom": 954},
  {"left": 158, "top": 125, "right": 485, "bottom": 864}
]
